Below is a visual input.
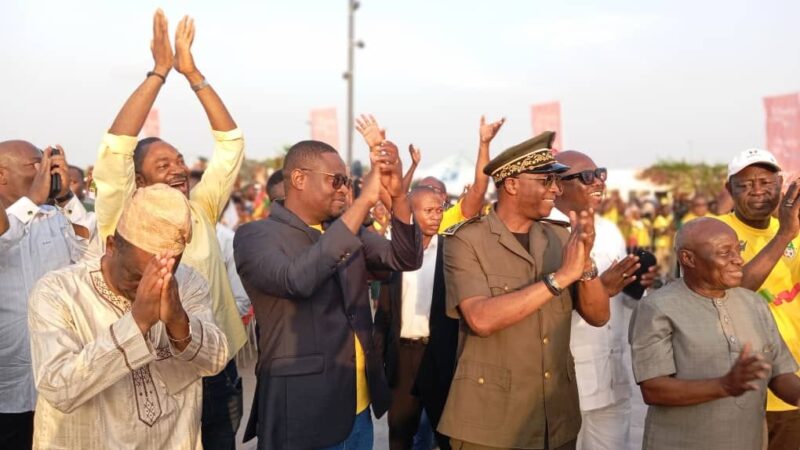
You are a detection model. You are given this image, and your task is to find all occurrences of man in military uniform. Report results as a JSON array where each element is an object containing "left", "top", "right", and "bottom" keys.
[{"left": 438, "top": 132, "right": 610, "bottom": 450}]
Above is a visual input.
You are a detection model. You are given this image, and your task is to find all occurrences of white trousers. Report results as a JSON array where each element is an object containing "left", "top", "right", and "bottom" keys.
[{"left": 576, "top": 397, "right": 631, "bottom": 450}]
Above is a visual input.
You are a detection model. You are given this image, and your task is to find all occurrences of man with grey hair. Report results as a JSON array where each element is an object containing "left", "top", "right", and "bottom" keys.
[{"left": 630, "top": 217, "right": 800, "bottom": 449}]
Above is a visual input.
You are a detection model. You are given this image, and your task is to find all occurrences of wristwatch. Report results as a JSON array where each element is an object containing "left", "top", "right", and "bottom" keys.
[
  {"left": 580, "top": 258, "right": 599, "bottom": 282},
  {"left": 543, "top": 273, "right": 564, "bottom": 296}
]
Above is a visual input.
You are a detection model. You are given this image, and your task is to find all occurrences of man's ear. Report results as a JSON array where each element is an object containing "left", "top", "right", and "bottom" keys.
[
  {"left": 0, "top": 167, "right": 8, "bottom": 186},
  {"left": 290, "top": 168, "right": 306, "bottom": 191},
  {"left": 105, "top": 234, "right": 117, "bottom": 257},
  {"left": 678, "top": 249, "right": 695, "bottom": 269},
  {"left": 135, "top": 172, "right": 146, "bottom": 188},
  {"left": 502, "top": 178, "right": 518, "bottom": 196}
]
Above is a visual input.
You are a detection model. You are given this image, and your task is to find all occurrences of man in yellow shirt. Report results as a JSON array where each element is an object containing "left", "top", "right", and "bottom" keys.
[
  {"left": 92, "top": 11, "right": 247, "bottom": 450},
  {"left": 681, "top": 194, "right": 711, "bottom": 225},
  {"left": 713, "top": 147, "right": 800, "bottom": 449}
]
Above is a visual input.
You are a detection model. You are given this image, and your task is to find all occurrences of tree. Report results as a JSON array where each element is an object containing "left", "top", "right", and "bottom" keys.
[{"left": 638, "top": 160, "right": 727, "bottom": 196}]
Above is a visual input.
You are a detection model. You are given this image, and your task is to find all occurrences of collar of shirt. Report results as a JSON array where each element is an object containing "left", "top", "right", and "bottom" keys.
[{"left": 5, "top": 196, "right": 57, "bottom": 225}]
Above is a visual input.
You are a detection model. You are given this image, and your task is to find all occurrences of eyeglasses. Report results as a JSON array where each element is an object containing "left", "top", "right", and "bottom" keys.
[
  {"left": 559, "top": 168, "right": 607, "bottom": 185},
  {"left": 514, "top": 173, "right": 561, "bottom": 189},
  {"left": 299, "top": 168, "right": 353, "bottom": 190}
]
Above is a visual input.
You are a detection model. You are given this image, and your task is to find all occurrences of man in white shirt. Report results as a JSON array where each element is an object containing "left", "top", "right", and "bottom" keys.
[
  {"left": 28, "top": 183, "right": 228, "bottom": 450},
  {"left": 547, "top": 151, "right": 655, "bottom": 450},
  {"left": 375, "top": 186, "right": 444, "bottom": 449},
  {"left": 0, "top": 140, "right": 94, "bottom": 449}
]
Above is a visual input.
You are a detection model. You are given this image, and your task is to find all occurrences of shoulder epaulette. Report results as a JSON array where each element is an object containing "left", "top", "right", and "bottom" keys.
[{"left": 441, "top": 216, "right": 481, "bottom": 236}]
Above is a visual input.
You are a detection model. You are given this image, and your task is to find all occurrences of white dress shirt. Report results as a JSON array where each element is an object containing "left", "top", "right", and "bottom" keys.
[
  {"left": 0, "top": 195, "right": 93, "bottom": 413},
  {"left": 546, "top": 208, "right": 632, "bottom": 411},
  {"left": 400, "top": 237, "right": 438, "bottom": 339}
]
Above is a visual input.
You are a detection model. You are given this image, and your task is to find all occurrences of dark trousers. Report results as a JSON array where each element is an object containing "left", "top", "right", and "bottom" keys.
[
  {"left": 767, "top": 410, "right": 800, "bottom": 450},
  {"left": 202, "top": 359, "right": 244, "bottom": 450},
  {"left": 0, "top": 411, "right": 34, "bottom": 450},
  {"left": 389, "top": 339, "right": 429, "bottom": 450}
]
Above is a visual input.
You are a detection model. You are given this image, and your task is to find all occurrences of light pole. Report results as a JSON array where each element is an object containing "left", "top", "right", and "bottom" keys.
[{"left": 344, "top": 0, "right": 364, "bottom": 168}]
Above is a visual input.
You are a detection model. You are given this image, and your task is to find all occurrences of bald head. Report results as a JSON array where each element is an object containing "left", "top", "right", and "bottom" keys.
[
  {"left": 409, "top": 185, "right": 441, "bottom": 208},
  {"left": 555, "top": 150, "right": 596, "bottom": 171},
  {"left": 676, "top": 217, "right": 734, "bottom": 253},
  {"left": 554, "top": 150, "right": 604, "bottom": 213},
  {"left": 0, "top": 140, "right": 44, "bottom": 205}
]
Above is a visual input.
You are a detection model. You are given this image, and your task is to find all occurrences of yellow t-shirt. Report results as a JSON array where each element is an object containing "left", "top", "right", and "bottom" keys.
[
  {"left": 438, "top": 199, "right": 467, "bottom": 234},
  {"left": 652, "top": 215, "right": 673, "bottom": 250},
  {"left": 714, "top": 213, "right": 800, "bottom": 411},
  {"left": 310, "top": 224, "right": 370, "bottom": 413}
]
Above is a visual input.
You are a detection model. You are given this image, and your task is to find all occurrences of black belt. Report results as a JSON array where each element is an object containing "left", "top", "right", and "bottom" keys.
[{"left": 399, "top": 337, "right": 429, "bottom": 346}]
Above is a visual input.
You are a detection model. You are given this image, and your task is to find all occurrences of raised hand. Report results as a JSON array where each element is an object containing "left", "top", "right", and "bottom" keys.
[
  {"left": 26, "top": 148, "right": 54, "bottom": 205},
  {"left": 777, "top": 179, "right": 800, "bottom": 240},
  {"left": 557, "top": 211, "right": 589, "bottom": 284},
  {"left": 576, "top": 209, "right": 596, "bottom": 259},
  {"left": 600, "top": 255, "right": 641, "bottom": 296},
  {"left": 132, "top": 254, "right": 166, "bottom": 335},
  {"left": 358, "top": 164, "right": 382, "bottom": 207},
  {"left": 174, "top": 15, "right": 198, "bottom": 77},
  {"left": 373, "top": 141, "right": 404, "bottom": 198},
  {"left": 720, "top": 343, "right": 770, "bottom": 397},
  {"left": 355, "top": 114, "right": 386, "bottom": 149},
  {"left": 49, "top": 145, "right": 71, "bottom": 201},
  {"left": 409, "top": 144, "right": 421, "bottom": 166},
  {"left": 479, "top": 115, "right": 506, "bottom": 144},
  {"left": 150, "top": 9, "right": 174, "bottom": 76}
]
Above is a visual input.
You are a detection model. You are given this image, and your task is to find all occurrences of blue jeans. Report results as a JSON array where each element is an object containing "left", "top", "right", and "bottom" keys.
[
  {"left": 319, "top": 408, "right": 374, "bottom": 450},
  {"left": 201, "top": 359, "right": 243, "bottom": 450}
]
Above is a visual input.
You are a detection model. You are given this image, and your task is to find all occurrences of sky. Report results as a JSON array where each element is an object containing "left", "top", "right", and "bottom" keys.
[{"left": 1, "top": 0, "right": 798, "bottom": 170}]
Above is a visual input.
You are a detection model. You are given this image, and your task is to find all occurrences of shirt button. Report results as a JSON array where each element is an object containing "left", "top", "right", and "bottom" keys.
[
  {"left": 730, "top": 336, "right": 737, "bottom": 343},
  {"left": 478, "top": 377, "right": 485, "bottom": 385},
  {"left": 724, "top": 316, "right": 729, "bottom": 323},
  {"left": 27, "top": 210, "right": 33, "bottom": 215},
  {"left": 544, "top": 371, "right": 551, "bottom": 380},
  {"left": 542, "top": 337, "right": 549, "bottom": 345},
  {"left": 503, "top": 285, "right": 509, "bottom": 292}
]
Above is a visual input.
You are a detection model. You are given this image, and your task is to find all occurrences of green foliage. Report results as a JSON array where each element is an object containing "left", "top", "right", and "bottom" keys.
[{"left": 638, "top": 160, "right": 728, "bottom": 195}]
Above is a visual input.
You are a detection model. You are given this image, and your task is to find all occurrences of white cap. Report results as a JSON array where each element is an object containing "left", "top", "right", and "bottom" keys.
[{"left": 727, "top": 148, "right": 781, "bottom": 178}]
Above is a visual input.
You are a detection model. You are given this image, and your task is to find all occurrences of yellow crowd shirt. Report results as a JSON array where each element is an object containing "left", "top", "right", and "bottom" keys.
[
  {"left": 310, "top": 224, "right": 370, "bottom": 413},
  {"left": 438, "top": 199, "right": 467, "bottom": 234},
  {"left": 714, "top": 213, "right": 800, "bottom": 411}
]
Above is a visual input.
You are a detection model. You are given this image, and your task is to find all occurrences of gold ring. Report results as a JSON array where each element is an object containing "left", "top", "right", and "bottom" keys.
[{"left": 622, "top": 273, "right": 628, "bottom": 278}]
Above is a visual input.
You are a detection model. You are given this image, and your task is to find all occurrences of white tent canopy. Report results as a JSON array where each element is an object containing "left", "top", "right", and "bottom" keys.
[{"left": 413, "top": 154, "right": 478, "bottom": 197}]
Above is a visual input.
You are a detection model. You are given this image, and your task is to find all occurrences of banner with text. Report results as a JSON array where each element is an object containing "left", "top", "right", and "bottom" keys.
[
  {"left": 531, "top": 101, "right": 563, "bottom": 153},
  {"left": 310, "top": 108, "right": 340, "bottom": 150},
  {"left": 764, "top": 93, "right": 800, "bottom": 182}
]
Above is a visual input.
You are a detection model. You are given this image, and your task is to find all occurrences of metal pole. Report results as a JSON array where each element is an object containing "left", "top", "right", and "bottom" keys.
[{"left": 346, "top": 0, "right": 356, "bottom": 167}]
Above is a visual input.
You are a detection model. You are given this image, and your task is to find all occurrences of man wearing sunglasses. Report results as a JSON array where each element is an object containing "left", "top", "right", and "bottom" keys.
[
  {"left": 234, "top": 140, "right": 423, "bottom": 450},
  {"left": 546, "top": 151, "right": 656, "bottom": 450},
  {"left": 438, "top": 133, "right": 610, "bottom": 450}
]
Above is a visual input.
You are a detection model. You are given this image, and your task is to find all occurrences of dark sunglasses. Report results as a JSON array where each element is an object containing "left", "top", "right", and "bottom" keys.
[
  {"left": 559, "top": 168, "right": 607, "bottom": 185},
  {"left": 514, "top": 172, "right": 562, "bottom": 189},
  {"left": 300, "top": 168, "right": 353, "bottom": 189}
]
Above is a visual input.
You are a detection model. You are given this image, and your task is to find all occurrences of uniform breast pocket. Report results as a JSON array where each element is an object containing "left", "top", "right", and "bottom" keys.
[
  {"left": 486, "top": 274, "right": 530, "bottom": 297},
  {"left": 449, "top": 359, "right": 511, "bottom": 427}
]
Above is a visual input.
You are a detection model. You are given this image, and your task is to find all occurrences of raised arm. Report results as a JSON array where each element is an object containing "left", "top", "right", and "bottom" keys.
[
  {"left": 460, "top": 116, "right": 505, "bottom": 218},
  {"left": 402, "top": 144, "right": 421, "bottom": 193},
  {"left": 738, "top": 180, "right": 800, "bottom": 290},
  {"left": 174, "top": 16, "right": 244, "bottom": 222},
  {"left": 95, "top": 10, "right": 173, "bottom": 240}
]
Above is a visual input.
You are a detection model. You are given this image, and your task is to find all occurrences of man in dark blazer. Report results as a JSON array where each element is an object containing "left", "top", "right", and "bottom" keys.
[{"left": 234, "top": 140, "right": 423, "bottom": 450}]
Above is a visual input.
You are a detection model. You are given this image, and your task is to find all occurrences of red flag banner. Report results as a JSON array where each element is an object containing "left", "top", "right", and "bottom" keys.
[
  {"left": 310, "top": 108, "right": 340, "bottom": 150},
  {"left": 764, "top": 93, "right": 800, "bottom": 180},
  {"left": 142, "top": 107, "right": 161, "bottom": 138},
  {"left": 531, "top": 101, "right": 563, "bottom": 153}
]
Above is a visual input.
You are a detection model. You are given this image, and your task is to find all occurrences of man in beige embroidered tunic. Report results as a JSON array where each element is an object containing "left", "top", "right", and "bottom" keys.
[{"left": 28, "top": 184, "right": 228, "bottom": 450}]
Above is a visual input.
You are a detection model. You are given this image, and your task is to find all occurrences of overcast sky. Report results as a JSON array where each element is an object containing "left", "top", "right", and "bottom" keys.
[{"left": 1, "top": 0, "right": 798, "bottom": 170}]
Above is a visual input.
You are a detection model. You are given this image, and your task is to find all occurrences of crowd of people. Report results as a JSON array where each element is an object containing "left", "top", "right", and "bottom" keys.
[{"left": 2, "top": 9, "right": 800, "bottom": 450}]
